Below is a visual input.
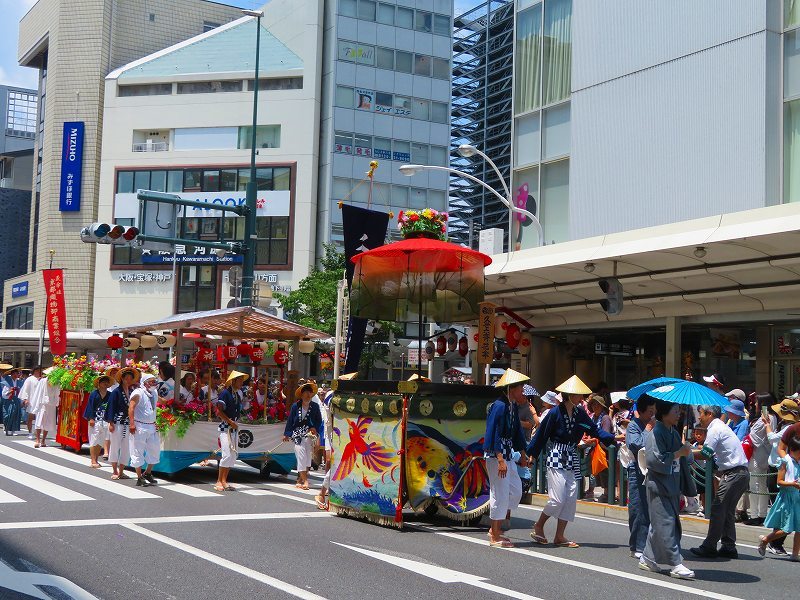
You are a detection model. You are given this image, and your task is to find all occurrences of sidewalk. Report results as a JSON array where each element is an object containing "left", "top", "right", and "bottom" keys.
[{"left": 522, "top": 493, "right": 771, "bottom": 545}]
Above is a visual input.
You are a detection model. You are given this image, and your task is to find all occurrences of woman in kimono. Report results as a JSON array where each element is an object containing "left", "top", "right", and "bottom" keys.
[
  {"left": 106, "top": 367, "right": 139, "bottom": 480},
  {"left": 638, "top": 400, "right": 695, "bottom": 580},
  {"left": 527, "top": 375, "right": 616, "bottom": 548}
]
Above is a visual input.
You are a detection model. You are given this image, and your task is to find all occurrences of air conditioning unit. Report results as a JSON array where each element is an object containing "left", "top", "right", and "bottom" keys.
[{"left": 479, "top": 228, "right": 504, "bottom": 255}]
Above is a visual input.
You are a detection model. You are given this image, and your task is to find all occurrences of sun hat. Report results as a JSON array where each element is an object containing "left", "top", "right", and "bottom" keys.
[
  {"left": 587, "top": 393, "right": 609, "bottom": 409},
  {"left": 339, "top": 372, "right": 358, "bottom": 380},
  {"left": 541, "top": 391, "right": 561, "bottom": 406},
  {"left": 555, "top": 375, "right": 592, "bottom": 396},
  {"left": 407, "top": 373, "right": 431, "bottom": 382},
  {"left": 724, "top": 399, "right": 746, "bottom": 418},
  {"left": 772, "top": 399, "right": 799, "bottom": 423},
  {"left": 495, "top": 368, "right": 529, "bottom": 388},
  {"left": 0, "top": 363, "right": 13, "bottom": 372},
  {"left": 295, "top": 381, "right": 319, "bottom": 399},
  {"left": 94, "top": 374, "right": 112, "bottom": 388},
  {"left": 725, "top": 388, "right": 746, "bottom": 403},
  {"left": 42, "top": 366, "right": 55, "bottom": 376},
  {"left": 702, "top": 373, "right": 726, "bottom": 388},
  {"left": 225, "top": 370, "right": 250, "bottom": 386},
  {"left": 116, "top": 366, "right": 141, "bottom": 384},
  {"left": 140, "top": 373, "right": 157, "bottom": 386},
  {"left": 522, "top": 384, "right": 539, "bottom": 398},
  {"left": 610, "top": 391, "right": 628, "bottom": 405}
]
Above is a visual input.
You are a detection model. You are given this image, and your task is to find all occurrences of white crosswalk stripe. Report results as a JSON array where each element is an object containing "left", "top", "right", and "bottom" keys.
[
  {"left": 0, "top": 444, "right": 159, "bottom": 500},
  {"left": 0, "top": 461, "right": 93, "bottom": 502},
  {"left": 0, "top": 485, "right": 25, "bottom": 504},
  {"left": 17, "top": 442, "right": 223, "bottom": 498}
]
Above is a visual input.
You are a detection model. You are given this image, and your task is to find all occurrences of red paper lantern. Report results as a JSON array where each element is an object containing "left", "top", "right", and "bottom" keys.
[
  {"left": 250, "top": 347, "right": 265, "bottom": 363},
  {"left": 224, "top": 344, "right": 239, "bottom": 361},
  {"left": 458, "top": 336, "right": 468, "bottom": 357},
  {"left": 107, "top": 335, "right": 124, "bottom": 350},
  {"left": 197, "top": 347, "right": 214, "bottom": 363},
  {"left": 273, "top": 349, "right": 289, "bottom": 366},
  {"left": 505, "top": 323, "right": 521, "bottom": 349},
  {"left": 436, "top": 335, "right": 446, "bottom": 356},
  {"left": 237, "top": 342, "right": 253, "bottom": 357}
]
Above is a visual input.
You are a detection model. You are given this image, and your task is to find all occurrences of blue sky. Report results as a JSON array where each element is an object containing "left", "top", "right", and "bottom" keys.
[{"left": 0, "top": 0, "right": 483, "bottom": 91}]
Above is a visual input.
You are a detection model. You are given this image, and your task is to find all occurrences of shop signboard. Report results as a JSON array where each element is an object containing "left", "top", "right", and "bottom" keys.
[{"left": 59, "top": 121, "right": 84, "bottom": 212}]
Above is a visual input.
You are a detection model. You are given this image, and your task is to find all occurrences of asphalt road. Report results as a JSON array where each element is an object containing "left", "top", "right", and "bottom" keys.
[{"left": 0, "top": 433, "right": 792, "bottom": 600}]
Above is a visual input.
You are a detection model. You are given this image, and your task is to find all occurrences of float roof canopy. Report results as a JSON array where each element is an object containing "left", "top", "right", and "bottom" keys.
[{"left": 96, "top": 306, "right": 328, "bottom": 341}]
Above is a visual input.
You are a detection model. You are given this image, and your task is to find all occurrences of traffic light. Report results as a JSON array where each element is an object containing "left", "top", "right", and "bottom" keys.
[
  {"left": 80, "top": 222, "right": 139, "bottom": 245},
  {"left": 598, "top": 277, "right": 623, "bottom": 315}
]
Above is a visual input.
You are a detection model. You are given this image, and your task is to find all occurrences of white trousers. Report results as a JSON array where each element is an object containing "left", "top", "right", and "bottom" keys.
[
  {"left": 88, "top": 420, "right": 107, "bottom": 447},
  {"left": 109, "top": 424, "right": 130, "bottom": 466},
  {"left": 748, "top": 460, "right": 771, "bottom": 519},
  {"left": 543, "top": 467, "right": 578, "bottom": 522},
  {"left": 294, "top": 437, "right": 313, "bottom": 471},
  {"left": 129, "top": 425, "right": 160, "bottom": 468},
  {"left": 486, "top": 457, "right": 522, "bottom": 521},
  {"left": 34, "top": 404, "right": 57, "bottom": 433},
  {"left": 219, "top": 430, "right": 238, "bottom": 468}
]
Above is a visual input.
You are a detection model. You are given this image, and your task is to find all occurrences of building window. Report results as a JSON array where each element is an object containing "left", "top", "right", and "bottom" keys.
[
  {"left": 432, "top": 57, "right": 450, "bottom": 80},
  {"left": 5, "top": 302, "right": 34, "bottom": 330},
  {"left": 340, "top": 0, "right": 357, "bottom": 18},
  {"left": 433, "top": 14, "right": 450, "bottom": 36},
  {"left": 785, "top": 99, "right": 800, "bottom": 202},
  {"left": 787, "top": 0, "right": 800, "bottom": 29},
  {"left": 414, "top": 54, "right": 431, "bottom": 77},
  {"left": 412, "top": 98, "right": 430, "bottom": 120},
  {"left": 541, "top": 159, "right": 569, "bottom": 244},
  {"left": 396, "top": 7, "right": 413, "bottom": 29},
  {"left": 392, "top": 185, "right": 409, "bottom": 207},
  {"left": 203, "top": 21, "right": 220, "bottom": 32},
  {"left": 395, "top": 51, "right": 413, "bottom": 73},
  {"left": 177, "top": 80, "right": 243, "bottom": 94},
  {"left": 515, "top": 3, "right": 543, "bottom": 114},
  {"left": 430, "top": 101, "right": 449, "bottom": 123},
  {"left": 238, "top": 125, "right": 281, "bottom": 149},
  {"left": 429, "top": 145, "right": 448, "bottom": 167},
  {"left": 542, "top": 0, "right": 572, "bottom": 105},
  {"left": 5, "top": 91, "right": 37, "bottom": 136},
  {"left": 335, "top": 131, "right": 354, "bottom": 154},
  {"left": 113, "top": 217, "right": 144, "bottom": 265},
  {"left": 373, "top": 137, "right": 392, "bottom": 159},
  {"left": 336, "top": 85, "right": 355, "bottom": 108},
  {"left": 358, "top": 0, "right": 376, "bottom": 21},
  {"left": 376, "top": 47, "right": 394, "bottom": 70},
  {"left": 415, "top": 11, "right": 432, "bottom": 33},
  {"left": 177, "top": 266, "right": 217, "bottom": 313},
  {"left": 174, "top": 127, "right": 239, "bottom": 150},
  {"left": 542, "top": 103, "right": 570, "bottom": 160},
  {"left": 248, "top": 77, "right": 303, "bottom": 91},
  {"left": 411, "top": 142, "right": 428, "bottom": 165},
  {"left": 118, "top": 84, "right": 172, "bottom": 97},
  {"left": 256, "top": 216, "right": 289, "bottom": 265},
  {"left": 515, "top": 112, "right": 541, "bottom": 167},
  {"left": 377, "top": 3, "right": 394, "bottom": 25}
]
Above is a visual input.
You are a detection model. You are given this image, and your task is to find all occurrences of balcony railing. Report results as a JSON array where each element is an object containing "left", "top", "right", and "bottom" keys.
[{"left": 132, "top": 141, "right": 169, "bottom": 152}]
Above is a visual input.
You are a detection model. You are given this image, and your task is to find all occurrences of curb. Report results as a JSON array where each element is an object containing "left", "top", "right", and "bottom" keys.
[{"left": 522, "top": 493, "right": 770, "bottom": 546}]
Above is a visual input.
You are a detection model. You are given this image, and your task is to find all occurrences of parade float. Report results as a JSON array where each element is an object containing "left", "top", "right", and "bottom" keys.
[
  {"left": 58, "top": 306, "right": 327, "bottom": 475},
  {"left": 327, "top": 207, "right": 517, "bottom": 528}
]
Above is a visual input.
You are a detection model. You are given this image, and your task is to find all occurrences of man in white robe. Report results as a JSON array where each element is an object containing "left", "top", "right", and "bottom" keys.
[
  {"left": 29, "top": 367, "right": 59, "bottom": 448},
  {"left": 17, "top": 366, "right": 41, "bottom": 440}
]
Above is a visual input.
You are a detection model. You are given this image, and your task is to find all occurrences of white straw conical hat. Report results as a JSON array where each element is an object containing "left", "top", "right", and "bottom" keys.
[
  {"left": 555, "top": 374, "right": 592, "bottom": 395},
  {"left": 225, "top": 370, "right": 250, "bottom": 385},
  {"left": 495, "top": 368, "right": 529, "bottom": 388}
]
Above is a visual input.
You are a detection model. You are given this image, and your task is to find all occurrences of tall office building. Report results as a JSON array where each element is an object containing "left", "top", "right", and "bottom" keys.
[
  {"left": 3, "top": 0, "right": 244, "bottom": 331},
  {"left": 317, "top": 0, "right": 454, "bottom": 251}
]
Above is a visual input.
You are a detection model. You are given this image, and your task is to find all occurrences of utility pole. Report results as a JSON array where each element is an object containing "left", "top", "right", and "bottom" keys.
[{"left": 240, "top": 10, "right": 263, "bottom": 306}]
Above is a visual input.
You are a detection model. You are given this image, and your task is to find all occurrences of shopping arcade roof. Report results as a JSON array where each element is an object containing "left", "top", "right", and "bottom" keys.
[
  {"left": 485, "top": 203, "right": 800, "bottom": 329},
  {"left": 96, "top": 306, "right": 328, "bottom": 341}
]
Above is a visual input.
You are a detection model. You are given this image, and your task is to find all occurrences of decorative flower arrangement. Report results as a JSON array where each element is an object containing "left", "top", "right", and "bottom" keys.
[
  {"left": 397, "top": 208, "right": 448, "bottom": 240},
  {"left": 156, "top": 397, "right": 206, "bottom": 438},
  {"left": 48, "top": 354, "right": 158, "bottom": 392}
]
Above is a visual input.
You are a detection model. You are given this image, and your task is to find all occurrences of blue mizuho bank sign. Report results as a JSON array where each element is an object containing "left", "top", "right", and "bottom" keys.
[{"left": 59, "top": 121, "right": 84, "bottom": 212}]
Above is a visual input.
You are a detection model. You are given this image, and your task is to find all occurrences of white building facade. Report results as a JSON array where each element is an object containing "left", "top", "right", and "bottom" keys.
[
  {"left": 92, "top": 10, "right": 323, "bottom": 329},
  {"left": 318, "top": 0, "right": 454, "bottom": 249}
]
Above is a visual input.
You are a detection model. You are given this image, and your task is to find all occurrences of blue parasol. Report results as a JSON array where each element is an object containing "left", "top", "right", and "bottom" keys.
[
  {"left": 627, "top": 377, "right": 684, "bottom": 401},
  {"left": 644, "top": 380, "right": 731, "bottom": 407}
]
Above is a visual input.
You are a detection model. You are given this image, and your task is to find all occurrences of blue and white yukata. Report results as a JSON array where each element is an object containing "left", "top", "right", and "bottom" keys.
[
  {"left": 527, "top": 403, "right": 616, "bottom": 522},
  {"left": 1, "top": 375, "right": 22, "bottom": 435},
  {"left": 105, "top": 386, "right": 131, "bottom": 466},
  {"left": 83, "top": 388, "right": 111, "bottom": 447},
  {"left": 216, "top": 387, "right": 242, "bottom": 468},
  {"left": 483, "top": 396, "right": 526, "bottom": 521}
]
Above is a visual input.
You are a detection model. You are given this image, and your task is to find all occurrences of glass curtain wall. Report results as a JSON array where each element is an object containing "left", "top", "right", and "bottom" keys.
[{"left": 785, "top": 16, "right": 800, "bottom": 202}]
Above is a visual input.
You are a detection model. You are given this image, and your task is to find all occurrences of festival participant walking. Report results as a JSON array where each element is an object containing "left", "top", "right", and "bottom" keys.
[
  {"left": 746, "top": 392, "right": 778, "bottom": 526},
  {"left": 83, "top": 374, "right": 112, "bottom": 468},
  {"left": 627, "top": 394, "right": 656, "bottom": 559},
  {"left": 527, "top": 375, "right": 616, "bottom": 548},
  {"left": 16, "top": 366, "right": 41, "bottom": 439},
  {"left": 1, "top": 366, "right": 22, "bottom": 436},
  {"left": 284, "top": 382, "right": 322, "bottom": 491},
  {"left": 106, "top": 367, "right": 139, "bottom": 480},
  {"left": 102, "top": 367, "right": 119, "bottom": 460},
  {"left": 758, "top": 435, "right": 800, "bottom": 561},
  {"left": 215, "top": 371, "right": 248, "bottom": 492},
  {"left": 484, "top": 369, "right": 528, "bottom": 548},
  {"left": 638, "top": 400, "right": 695, "bottom": 580},
  {"left": 691, "top": 404, "right": 750, "bottom": 559},
  {"left": 128, "top": 374, "right": 161, "bottom": 487},
  {"left": 315, "top": 388, "right": 335, "bottom": 510},
  {"left": 29, "top": 367, "right": 59, "bottom": 447}
]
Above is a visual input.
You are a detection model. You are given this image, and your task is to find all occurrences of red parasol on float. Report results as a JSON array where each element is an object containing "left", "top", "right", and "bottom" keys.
[{"left": 350, "top": 235, "right": 492, "bottom": 375}]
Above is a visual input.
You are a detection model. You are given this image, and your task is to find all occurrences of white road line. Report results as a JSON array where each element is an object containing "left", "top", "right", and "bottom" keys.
[
  {"left": 241, "top": 488, "right": 318, "bottom": 506},
  {"left": 0, "top": 444, "right": 159, "bottom": 500},
  {"left": 0, "top": 486, "right": 25, "bottom": 503},
  {"left": 122, "top": 523, "right": 329, "bottom": 600},
  {"left": 265, "top": 481, "right": 319, "bottom": 496},
  {"left": 19, "top": 444, "right": 224, "bottom": 499},
  {"left": 0, "top": 510, "right": 332, "bottom": 530},
  {"left": 0, "top": 462, "right": 93, "bottom": 502},
  {"left": 410, "top": 524, "right": 746, "bottom": 600}
]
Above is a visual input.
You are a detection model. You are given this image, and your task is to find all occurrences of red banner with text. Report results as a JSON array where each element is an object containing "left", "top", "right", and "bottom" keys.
[{"left": 42, "top": 269, "right": 67, "bottom": 356}]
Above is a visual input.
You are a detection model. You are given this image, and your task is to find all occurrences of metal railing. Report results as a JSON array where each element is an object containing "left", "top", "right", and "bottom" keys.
[{"left": 132, "top": 141, "right": 168, "bottom": 152}]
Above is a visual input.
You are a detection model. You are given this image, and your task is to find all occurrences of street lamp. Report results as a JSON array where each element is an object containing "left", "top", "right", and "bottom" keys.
[
  {"left": 399, "top": 145, "right": 543, "bottom": 249},
  {"left": 240, "top": 8, "right": 264, "bottom": 306}
]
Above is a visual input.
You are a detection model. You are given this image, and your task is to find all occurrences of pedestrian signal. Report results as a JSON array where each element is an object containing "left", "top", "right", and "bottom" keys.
[
  {"left": 598, "top": 277, "right": 623, "bottom": 315},
  {"left": 80, "top": 223, "right": 139, "bottom": 245}
]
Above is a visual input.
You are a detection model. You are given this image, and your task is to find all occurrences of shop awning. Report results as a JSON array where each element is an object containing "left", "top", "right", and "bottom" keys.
[
  {"left": 95, "top": 306, "right": 328, "bottom": 341},
  {"left": 486, "top": 203, "right": 800, "bottom": 328}
]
